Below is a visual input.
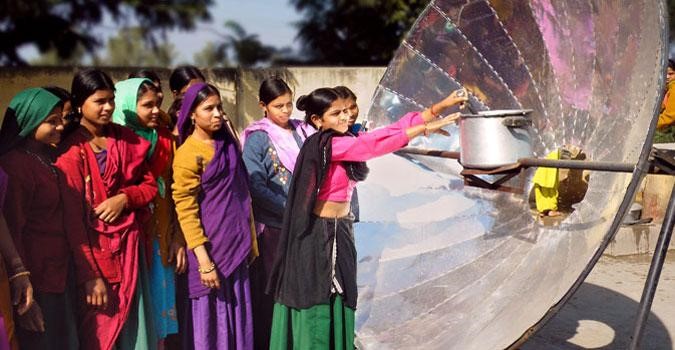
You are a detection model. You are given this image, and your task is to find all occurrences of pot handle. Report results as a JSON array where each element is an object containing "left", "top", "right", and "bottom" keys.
[{"left": 502, "top": 117, "right": 532, "bottom": 128}]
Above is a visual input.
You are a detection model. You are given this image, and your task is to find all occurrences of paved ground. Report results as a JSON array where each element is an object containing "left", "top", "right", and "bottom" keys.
[{"left": 521, "top": 254, "right": 675, "bottom": 350}]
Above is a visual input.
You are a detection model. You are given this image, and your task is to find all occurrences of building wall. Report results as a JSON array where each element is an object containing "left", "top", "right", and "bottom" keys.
[{"left": 0, "top": 66, "right": 386, "bottom": 130}]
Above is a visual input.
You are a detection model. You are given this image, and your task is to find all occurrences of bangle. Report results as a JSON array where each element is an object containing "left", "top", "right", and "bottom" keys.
[
  {"left": 8, "top": 271, "right": 30, "bottom": 282},
  {"left": 198, "top": 262, "right": 216, "bottom": 274}
]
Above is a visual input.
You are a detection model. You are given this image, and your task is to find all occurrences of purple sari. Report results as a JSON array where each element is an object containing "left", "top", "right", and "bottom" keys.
[{"left": 176, "top": 83, "right": 253, "bottom": 349}]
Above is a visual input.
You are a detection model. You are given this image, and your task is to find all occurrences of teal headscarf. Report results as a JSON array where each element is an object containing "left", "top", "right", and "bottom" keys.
[
  {"left": 112, "top": 78, "right": 158, "bottom": 158},
  {"left": 9, "top": 87, "right": 61, "bottom": 138}
]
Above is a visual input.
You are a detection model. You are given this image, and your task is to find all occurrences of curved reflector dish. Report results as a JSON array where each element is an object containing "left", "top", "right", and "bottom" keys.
[{"left": 355, "top": 1, "right": 668, "bottom": 349}]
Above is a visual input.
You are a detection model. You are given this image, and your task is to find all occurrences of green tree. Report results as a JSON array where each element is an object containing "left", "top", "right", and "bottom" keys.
[
  {"left": 290, "top": 0, "right": 430, "bottom": 65},
  {"left": 101, "top": 27, "right": 176, "bottom": 66},
  {"left": 213, "top": 20, "right": 279, "bottom": 67},
  {"left": 222, "top": 21, "right": 277, "bottom": 67},
  {"left": 195, "top": 20, "right": 279, "bottom": 67},
  {"left": 30, "top": 44, "right": 89, "bottom": 66},
  {"left": 193, "top": 41, "right": 229, "bottom": 67},
  {"left": 0, "top": 0, "right": 213, "bottom": 66}
]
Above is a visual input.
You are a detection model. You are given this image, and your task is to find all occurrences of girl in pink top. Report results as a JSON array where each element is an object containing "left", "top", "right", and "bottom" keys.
[{"left": 267, "top": 87, "right": 467, "bottom": 349}]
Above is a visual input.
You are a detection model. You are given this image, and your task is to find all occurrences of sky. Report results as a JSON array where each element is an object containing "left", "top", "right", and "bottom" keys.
[
  {"left": 168, "top": 0, "right": 303, "bottom": 63},
  {"left": 19, "top": 0, "right": 303, "bottom": 65}
]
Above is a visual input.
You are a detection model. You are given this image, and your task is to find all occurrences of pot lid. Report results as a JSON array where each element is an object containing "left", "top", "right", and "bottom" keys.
[{"left": 460, "top": 109, "right": 533, "bottom": 118}]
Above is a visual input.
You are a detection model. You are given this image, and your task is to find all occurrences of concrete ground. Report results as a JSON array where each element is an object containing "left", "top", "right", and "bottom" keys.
[{"left": 521, "top": 254, "right": 675, "bottom": 350}]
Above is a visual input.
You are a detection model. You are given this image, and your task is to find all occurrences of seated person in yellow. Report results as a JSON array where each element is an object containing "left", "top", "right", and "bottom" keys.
[
  {"left": 533, "top": 149, "right": 561, "bottom": 217},
  {"left": 654, "top": 59, "right": 675, "bottom": 143}
]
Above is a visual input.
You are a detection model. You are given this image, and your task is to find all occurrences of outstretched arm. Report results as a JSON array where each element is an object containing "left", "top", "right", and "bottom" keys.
[{"left": 332, "top": 89, "right": 468, "bottom": 162}]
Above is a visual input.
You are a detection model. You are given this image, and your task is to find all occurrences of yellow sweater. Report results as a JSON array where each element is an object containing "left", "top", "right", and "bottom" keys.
[
  {"left": 172, "top": 136, "right": 214, "bottom": 249},
  {"left": 658, "top": 80, "right": 675, "bottom": 129}
]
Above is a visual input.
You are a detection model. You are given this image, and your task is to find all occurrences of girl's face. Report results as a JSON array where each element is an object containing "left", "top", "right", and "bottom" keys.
[
  {"left": 81, "top": 89, "right": 115, "bottom": 127},
  {"left": 343, "top": 97, "right": 359, "bottom": 126},
  {"left": 34, "top": 106, "right": 64, "bottom": 145},
  {"left": 312, "top": 100, "right": 349, "bottom": 133},
  {"left": 261, "top": 93, "right": 293, "bottom": 128},
  {"left": 136, "top": 90, "right": 160, "bottom": 129},
  {"left": 191, "top": 94, "right": 224, "bottom": 136},
  {"left": 667, "top": 67, "right": 675, "bottom": 84}
]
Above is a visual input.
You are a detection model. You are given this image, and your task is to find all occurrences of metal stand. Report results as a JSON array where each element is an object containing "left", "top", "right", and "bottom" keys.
[
  {"left": 629, "top": 182, "right": 675, "bottom": 349},
  {"left": 396, "top": 146, "right": 675, "bottom": 348}
]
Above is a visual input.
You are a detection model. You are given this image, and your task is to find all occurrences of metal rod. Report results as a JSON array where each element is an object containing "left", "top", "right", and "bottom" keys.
[
  {"left": 517, "top": 157, "right": 635, "bottom": 173},
  {"left": 396, "top": 147, "right": 638, "bottom": 173},
  {"left": 395, "top": 148, "right": 460, "bottom": 159},
  {"left": 629, "top": 183, "right": 675, "bottom": 349}
]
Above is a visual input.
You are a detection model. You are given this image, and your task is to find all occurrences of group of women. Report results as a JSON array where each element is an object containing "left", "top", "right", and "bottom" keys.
[{"left": 0, "top": 64, "right": 467, "bottom": 350}]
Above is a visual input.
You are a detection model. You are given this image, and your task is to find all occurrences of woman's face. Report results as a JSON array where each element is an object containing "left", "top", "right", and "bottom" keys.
[
  {"left": 261, "top": 93, "right": 293, "bottom": 128},
  {"left": 136, "top": 90, "right": 160, "bottom": 129},
  {"left": 343, "top": 97, "right": 359, "bottom": 126},
  {"left": 191, "top": 94, "right": 224, "bottom": 136},
  {"left": 80, "top": 89, "right": 115, "bottom": 127},
  {"left": 667, "top": 67, "right": 675, "bottom": 84},
  {"left": 34, "top": 106, "right": 64, "bottom": 145},
  {"left": 312, "top": 100, "right": 349, "bottom": 133}
]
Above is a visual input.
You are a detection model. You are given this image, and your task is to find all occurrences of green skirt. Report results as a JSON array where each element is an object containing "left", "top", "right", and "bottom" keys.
[{"left": 270, "top": 295, "right": 355, "bottom": 350}]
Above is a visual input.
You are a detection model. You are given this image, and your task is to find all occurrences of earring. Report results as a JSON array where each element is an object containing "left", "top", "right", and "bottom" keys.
[{"left": 191, "top": 118, "right": 195, "bottom": 125}]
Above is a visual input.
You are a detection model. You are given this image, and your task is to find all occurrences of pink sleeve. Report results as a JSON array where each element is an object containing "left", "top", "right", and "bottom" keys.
[
  {"left": 332, "top": 111, "right": 424, "bottom": 162},
  {"left": 385, "top": 111, "right": 426, "bottom": 131}
]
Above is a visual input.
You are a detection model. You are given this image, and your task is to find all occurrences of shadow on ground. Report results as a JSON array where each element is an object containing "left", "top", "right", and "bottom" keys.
[{"left": 521, "top": 283, "right": 671, "bottom": 349}]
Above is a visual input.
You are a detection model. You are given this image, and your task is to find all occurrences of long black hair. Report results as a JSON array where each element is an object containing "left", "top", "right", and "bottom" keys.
[
  {"left": 169, "top": 65, "right": 205, "bottom": 94},
  {"left": 70, "top": 68, "right": 115, "bottom": 113},
  {"left": 296, "top": 88, "right": 340, "bottom": 127},
  {"left": 333, "top": 85, "right": 357, "bottom": 101},
  {"left": 128, "top": 69, "right": 161, "bottom": 85},
  {"left": 259, "top": 77, "right": 292, "bottom": 104}
]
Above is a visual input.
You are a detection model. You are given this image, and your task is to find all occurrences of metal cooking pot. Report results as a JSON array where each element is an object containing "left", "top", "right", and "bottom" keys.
[{"left": 459, "top": 109, "right": 533, "bottom": 169}]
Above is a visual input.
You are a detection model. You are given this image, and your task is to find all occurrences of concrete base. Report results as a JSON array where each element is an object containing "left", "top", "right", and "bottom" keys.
[{"left": 604, "top": 224, "right": 669, "bottom": 257}]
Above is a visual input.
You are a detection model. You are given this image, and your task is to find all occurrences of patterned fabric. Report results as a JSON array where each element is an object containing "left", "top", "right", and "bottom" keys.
[
  {"left": 149, "top": 240, "right": 178, "bottom": 338},
  {"left": 242, "top": 131, "right": 301, "bottom": 229}
]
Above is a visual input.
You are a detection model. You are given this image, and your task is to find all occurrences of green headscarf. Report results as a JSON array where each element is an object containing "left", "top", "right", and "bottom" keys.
[
  {"left": 112, "top": 78, "right": 158, "bottom": 158},
  {"left": 9, "top": 87, "right": 61, "bottom": 138}
]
